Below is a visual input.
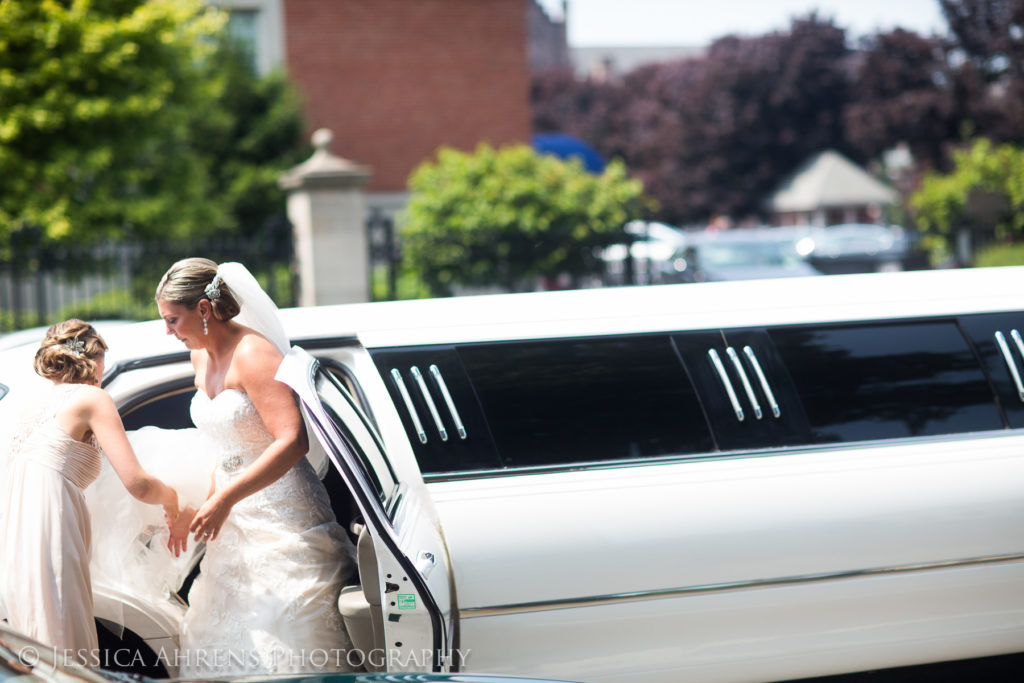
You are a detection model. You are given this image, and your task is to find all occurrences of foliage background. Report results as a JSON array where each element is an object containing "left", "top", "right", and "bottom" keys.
[
  {"left": 403, "top": 144, "right": 651, "bottom": 295},
  {"left": 0, "top": 0, "right": 308, "bottom": 248},
  {"left": 532, "top": 0, "right": 1024, "bottom": 237}
]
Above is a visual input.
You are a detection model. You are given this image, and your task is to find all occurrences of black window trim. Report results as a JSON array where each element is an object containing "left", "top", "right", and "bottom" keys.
[
  {"left": 100, "top": 335, "right": 360, "bottom": 389},
  {"left": 314, "top": 366, "right": 400, "bottom": 501},
  {"left": 118, "top": 376, "right": 197, "bottom": 419}
]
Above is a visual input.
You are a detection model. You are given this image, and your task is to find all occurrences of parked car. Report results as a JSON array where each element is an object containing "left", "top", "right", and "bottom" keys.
[
  {"left": 600, "top": 220, "right": 687, "bottom": 285},
  {"left": 3, "top": 267, "right": 1024, "bottom": 682},
  {"left": 803, "top": 223, "right": 929, "bottom": 274},
  {"left": 668, "top": 226, "right": 822, "bottom": 282}
]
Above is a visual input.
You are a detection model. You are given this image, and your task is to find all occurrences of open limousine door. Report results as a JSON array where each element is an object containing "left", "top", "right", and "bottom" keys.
[{"left": 276, "top": 346, "right": 453, "bottom": 672}]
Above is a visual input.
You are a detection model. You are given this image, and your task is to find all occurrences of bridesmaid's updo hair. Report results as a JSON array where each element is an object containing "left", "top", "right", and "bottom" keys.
[
  {"left": 155, "top": 257, "right": 241, "bottom": 321},
  {"left": 34, "top": 319, "right": 108, "bottom": 384}
]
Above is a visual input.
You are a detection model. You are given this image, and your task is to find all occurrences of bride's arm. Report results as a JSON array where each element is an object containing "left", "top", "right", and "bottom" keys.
[
  {"left": 83, "top": 386, "right": 179, "bottom": 518},
  {"left": 188, "top": 337, "right": 307, "bottom": 542}
]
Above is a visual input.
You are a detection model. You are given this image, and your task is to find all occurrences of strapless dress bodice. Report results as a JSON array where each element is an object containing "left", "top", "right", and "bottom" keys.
[
  {"left": 190, "top": 389, "right": 273, "bottom": 473},
  {"left": 9, "top": 385, "right": 102, "bottom": 490}
]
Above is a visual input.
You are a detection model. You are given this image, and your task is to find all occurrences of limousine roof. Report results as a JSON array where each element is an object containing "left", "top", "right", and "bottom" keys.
[
  {"left": 284, "top": 266, "right": 1024, "bottom": 348},
  {"left": 3, "top": 268, "right": 1016, "bottom": 373}
]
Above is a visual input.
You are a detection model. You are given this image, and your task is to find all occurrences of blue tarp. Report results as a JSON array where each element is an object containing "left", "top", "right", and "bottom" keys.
[{"left": 532, "top": 133, "right": 606, "bottom": 174}]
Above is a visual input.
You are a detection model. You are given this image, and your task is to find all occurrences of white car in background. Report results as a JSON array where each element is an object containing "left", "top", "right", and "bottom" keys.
[
  {"left": 2, "top": 267, "right": 1024, "bottom": 682},
  {"left": 600, "top": 220, "right": 688, "bottom": 284}
]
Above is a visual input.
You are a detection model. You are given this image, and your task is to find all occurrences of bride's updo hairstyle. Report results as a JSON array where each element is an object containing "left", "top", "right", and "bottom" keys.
[
  {"left": 156, "top": 257, "right": 241, "bottom": 321},
  {"left": 34, "top": 319, "right": 108, "bottom": 384}
]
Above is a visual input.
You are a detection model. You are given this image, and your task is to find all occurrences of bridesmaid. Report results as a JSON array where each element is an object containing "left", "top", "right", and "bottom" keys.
[{"left": 0, "top": 319, "right": 178, "bottom": 661}]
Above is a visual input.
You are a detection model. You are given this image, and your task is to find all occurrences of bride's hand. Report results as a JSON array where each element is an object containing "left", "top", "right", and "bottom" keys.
[
  {"left": 167, "top": 505, "right": 196, "bottom": 557},
  {"left": 189, "top": 492, "right": 233, "bottom": 544}
]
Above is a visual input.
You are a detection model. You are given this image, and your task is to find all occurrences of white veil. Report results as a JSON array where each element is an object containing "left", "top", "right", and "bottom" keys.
[{"left": 217, "top": 263, "right": 328, "bottom": 477}]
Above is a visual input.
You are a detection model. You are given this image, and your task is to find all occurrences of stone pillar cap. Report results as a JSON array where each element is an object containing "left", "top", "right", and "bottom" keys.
[{"left": 279, "top": 128, "right": 372, "bottom": 190}]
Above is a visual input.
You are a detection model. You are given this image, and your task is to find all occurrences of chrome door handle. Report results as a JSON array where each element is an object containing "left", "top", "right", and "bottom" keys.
[
  {"left": 743, "top": 346, "right": 781, "bottom": 418},
  {"left": 390, "top": 368, "right": 428, "bottom": 443},
  {"left": 726, "top": 346, "right": 762, "bottom": 420},
  {"left": 708, "top": 348, "right": 744, "bottom": 422},
  {"left": 429, "top": 364, "right": 467, "bottom": 439},
  {"left": 411, "top": 366, "right": 447, "bottom": 441},
  {"left": 995, "top": 331, "right": 1024, "bottom": 403}
]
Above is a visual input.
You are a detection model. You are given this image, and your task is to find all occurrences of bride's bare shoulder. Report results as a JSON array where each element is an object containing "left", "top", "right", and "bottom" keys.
[{"left": 233, "top": 329, "right": 281, "bottom": 374}]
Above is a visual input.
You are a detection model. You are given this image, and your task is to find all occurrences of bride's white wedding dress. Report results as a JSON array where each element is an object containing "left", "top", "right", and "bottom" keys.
[{"left": 179, "top": 388, "right": 357, "bottom": 676}]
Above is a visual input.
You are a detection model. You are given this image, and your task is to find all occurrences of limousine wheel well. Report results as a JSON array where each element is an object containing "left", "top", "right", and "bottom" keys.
[{"left": 96, "top": 620, "right": 168, "bottom": 678}]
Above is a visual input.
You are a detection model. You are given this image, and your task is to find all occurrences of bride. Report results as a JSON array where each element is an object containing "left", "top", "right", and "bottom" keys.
[{"left": 155, "top": 258, "right": 357, "bottom": 675}]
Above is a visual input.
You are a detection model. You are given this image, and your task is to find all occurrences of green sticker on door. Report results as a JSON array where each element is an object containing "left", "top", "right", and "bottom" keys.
[{"left": 397, "top": 594, "right": 417, "bottom": 610}]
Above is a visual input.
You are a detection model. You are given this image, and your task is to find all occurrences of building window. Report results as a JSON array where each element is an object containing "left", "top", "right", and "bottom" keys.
[{"left": 226, "top": 9, "right": 259, "bottom": 69}]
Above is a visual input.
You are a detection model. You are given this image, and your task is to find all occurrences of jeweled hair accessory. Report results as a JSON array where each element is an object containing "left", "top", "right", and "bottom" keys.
[
  {"left": 205, "top": 273, "right": 223, "bottom": 300},
  {"left": 64, "top": 337, "right": 85, "bottom": 357}
]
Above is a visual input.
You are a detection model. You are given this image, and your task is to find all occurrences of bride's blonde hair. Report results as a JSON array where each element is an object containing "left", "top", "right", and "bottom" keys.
[
  {"left": 35, "top": 319, "right": 108, "bottom": 384},
  {"left": 156, "top": 257, "right": 241, "bottom": 321}
]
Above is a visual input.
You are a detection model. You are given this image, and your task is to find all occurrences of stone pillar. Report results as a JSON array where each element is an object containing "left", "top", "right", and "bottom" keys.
[{"left": 279, "top": 129, "right": 372, "bottom": 306}]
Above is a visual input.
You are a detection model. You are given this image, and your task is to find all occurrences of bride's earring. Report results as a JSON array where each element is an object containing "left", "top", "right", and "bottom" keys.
[{"left": 202, "top": 316, "right": 208, "bottom": 335}]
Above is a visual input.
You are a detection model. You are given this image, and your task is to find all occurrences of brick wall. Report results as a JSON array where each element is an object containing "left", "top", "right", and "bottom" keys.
[{"left": 284, "top": 0, "right": 532, "bottom": 192}]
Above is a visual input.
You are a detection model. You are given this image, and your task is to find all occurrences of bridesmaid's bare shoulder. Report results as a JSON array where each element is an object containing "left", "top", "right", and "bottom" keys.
[{"left": 63, "top": 383, "right": 116, "bottom": 413}]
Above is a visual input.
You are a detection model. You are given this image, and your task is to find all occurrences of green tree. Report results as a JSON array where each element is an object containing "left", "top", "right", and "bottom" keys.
[
  {"left": 533, "top": 15, "right": 853, "bottom": 226},
  {"left": 0, "top": 0, "right": 226, "bottom": 245},
  {"left": 403, "top": 144, "right": 651, "bottom": 295},
  {"left": 911, "top": 138, "right": 1024, "bottom": 259},
  {"left": 191, "top": 36, "right": 309, "bottom": 239}
]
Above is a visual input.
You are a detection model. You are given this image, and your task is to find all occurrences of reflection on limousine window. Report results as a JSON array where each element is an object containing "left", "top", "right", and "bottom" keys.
[
  {"left": 457, "top": 336, "right": 714, "bottom": 467},
  {"left": 770, "top": 321, "right": 1003, "bottom": 443}
]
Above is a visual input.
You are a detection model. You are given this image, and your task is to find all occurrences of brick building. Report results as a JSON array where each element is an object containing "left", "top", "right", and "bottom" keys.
[{"left": 211, "top": 0, "right": 567, "bottom": 211}]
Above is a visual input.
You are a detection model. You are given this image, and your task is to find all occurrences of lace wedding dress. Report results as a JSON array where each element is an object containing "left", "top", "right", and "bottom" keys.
[{"left": 179, "top": 388, "right": 357, "bottom": 676}]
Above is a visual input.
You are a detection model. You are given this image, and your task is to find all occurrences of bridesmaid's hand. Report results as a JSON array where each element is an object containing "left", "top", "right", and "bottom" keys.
[
  {"left": 160, "top": 487, "right": 180, "bottom": 528},
  {"left": 168, "top": 505, "right": 196, "bottom": 557},
  {"left": 189, "top": 492, "right": 233, "bottom": 544}
]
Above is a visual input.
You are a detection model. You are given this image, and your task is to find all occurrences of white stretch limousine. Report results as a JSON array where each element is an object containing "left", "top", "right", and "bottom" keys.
[{"left": 1, "top": 267, "right": 1023, "bottom": 682}]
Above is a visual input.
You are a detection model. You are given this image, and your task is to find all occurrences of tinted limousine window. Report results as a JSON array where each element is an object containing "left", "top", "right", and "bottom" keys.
[
  {"left": 769, "top": 320, "right": 1003, "bottom": 443},
  {"left": 458, "top": 336, "right": 714, "bottom": 468},
  {"left": 372, "top": 336, "right": 714, "bottom": 474}
]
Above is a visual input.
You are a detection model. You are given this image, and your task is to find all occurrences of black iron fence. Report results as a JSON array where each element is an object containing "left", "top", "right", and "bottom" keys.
[{"left": 1, "top": 223, "right": 296, "bottom": 333}]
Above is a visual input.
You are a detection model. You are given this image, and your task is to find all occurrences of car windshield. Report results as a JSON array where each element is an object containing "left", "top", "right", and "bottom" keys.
[{"left": 697, "top": 240, "right": 805, "bottom": 268}]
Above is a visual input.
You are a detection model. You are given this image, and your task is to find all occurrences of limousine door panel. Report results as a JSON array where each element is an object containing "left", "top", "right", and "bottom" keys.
[{"left": 277, "top": 347, "right": 453, "bottom": 673}]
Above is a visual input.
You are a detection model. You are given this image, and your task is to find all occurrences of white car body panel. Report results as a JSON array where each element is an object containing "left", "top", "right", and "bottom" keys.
[{"left": 428, "top": 434, "right": 1024, "bottom": 680}]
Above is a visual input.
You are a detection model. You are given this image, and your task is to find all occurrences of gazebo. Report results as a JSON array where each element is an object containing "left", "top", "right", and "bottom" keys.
[{"left": 765, "top": 150, "right": 899, "bottom": 226}]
